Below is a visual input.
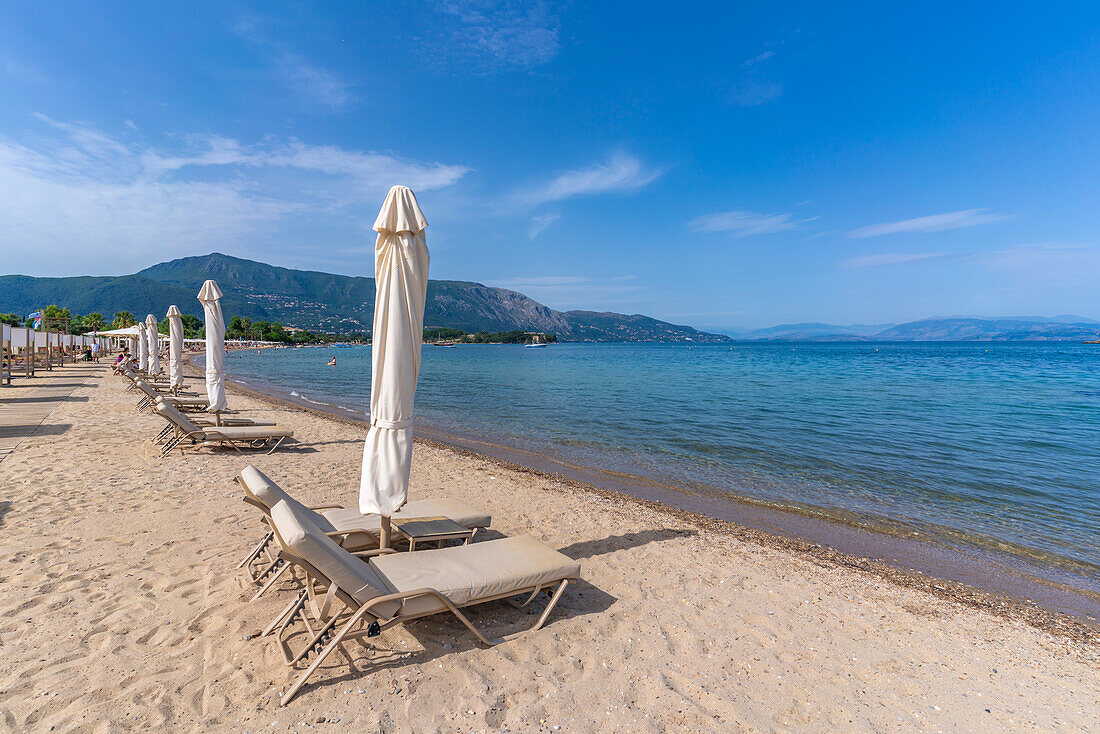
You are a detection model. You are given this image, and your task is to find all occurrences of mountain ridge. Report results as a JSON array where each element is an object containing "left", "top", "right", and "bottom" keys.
[
  {"left": 1, "top": 253, "right": 729, "bottom": 343},
  {"left": 724, "top": 316, "right": 1100, "bottom": 342}
]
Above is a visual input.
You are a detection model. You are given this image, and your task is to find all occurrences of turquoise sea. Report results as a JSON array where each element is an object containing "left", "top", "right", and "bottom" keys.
[{"left": 224, "top": 342, "right": 1100, "bottom": 592}]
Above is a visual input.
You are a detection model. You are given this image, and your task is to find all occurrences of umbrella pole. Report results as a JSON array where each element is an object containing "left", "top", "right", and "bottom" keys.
[{"left": 379, "top": 516, "right": 391, "bottom": 550}]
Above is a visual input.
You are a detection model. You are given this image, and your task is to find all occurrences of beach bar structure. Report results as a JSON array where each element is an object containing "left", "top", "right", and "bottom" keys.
[
  {"left": 1, "top": 325, "right": 10, "bottom": 385},
  {"left": 1, "top": 328, "right": 109, "bottom": 386}
]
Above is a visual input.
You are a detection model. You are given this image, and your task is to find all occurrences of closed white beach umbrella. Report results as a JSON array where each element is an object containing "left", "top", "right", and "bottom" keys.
[
  {"left": 137, "top": 321, "right": 149, "bottom": 372},
  {"left": 166, "top": 305, "right": 185, "bottom": 389},
  {"left": 359, "top": 185, "right": 430, "bottom": 547},
  {"left": 198, "top": 280, "right": 228, "bottom": 413},
  {"left": 145, "top": 314, "right": 160, "bottom": 375}
]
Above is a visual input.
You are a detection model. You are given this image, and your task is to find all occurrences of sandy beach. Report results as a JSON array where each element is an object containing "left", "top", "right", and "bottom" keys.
[{"left": 1, "top": 361, "right": 1097, "bottom": 732}]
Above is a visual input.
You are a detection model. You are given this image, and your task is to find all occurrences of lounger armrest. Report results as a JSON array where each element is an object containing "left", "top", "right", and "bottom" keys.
[
  {"left": 242, "top": 495, "right": 268, "bottom": 513},
  {"left": 350, "top": 548, "right": 398, "bottom": 558},
  {"left": 361, "top": 587, "right": 455, "bottom": 618},
  {"left": 322, "top": 529, "right": 376, "bottom": 545},
  {"left": 309, "top": 504, "right": 345, "bottom": 511}
]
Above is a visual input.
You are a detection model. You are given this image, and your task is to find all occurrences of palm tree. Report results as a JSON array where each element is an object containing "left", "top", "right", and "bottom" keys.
[
  {"left": 84, "top": 312, "right": 104, "bottom": 333},
  {"left": 112, "top": 311, "right": 136, "bottom": 328}
]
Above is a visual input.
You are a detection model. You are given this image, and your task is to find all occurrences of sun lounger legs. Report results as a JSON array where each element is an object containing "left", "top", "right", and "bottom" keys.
[{"left": 279, "top": 578, "right": 571, "bottom": 705}]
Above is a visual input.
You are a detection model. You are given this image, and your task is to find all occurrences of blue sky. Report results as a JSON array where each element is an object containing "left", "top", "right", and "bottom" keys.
[{"left": 1, "top": 2, "right": 1098, "bottom": 330}]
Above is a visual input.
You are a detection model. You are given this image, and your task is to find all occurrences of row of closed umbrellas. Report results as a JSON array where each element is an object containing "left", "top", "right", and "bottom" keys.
[{"left": 130, "top": 185, "right": 427, "bottom": 545}]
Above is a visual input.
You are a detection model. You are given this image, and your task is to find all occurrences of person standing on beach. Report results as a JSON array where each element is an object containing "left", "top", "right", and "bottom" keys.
[{"left": 91, "top": 340, "right": 100, "bottom": 362}]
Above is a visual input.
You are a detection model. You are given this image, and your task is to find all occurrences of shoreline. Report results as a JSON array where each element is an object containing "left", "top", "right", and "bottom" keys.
[{"left": 187, "top": 356, "right": 1100, "bottom": 644}]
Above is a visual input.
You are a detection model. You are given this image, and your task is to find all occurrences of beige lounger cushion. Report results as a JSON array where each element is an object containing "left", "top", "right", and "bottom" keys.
[
  {"left": 161, "top": 396, "right": 209, "bottom": 406},
  {"left": 239, "top": 465, "right": 336, "bottom": 531},
  {"left": 369, "top": 536, "right": 581, "bottom": 617},
  {"left": 271, "top": 499, "right": 578, "bottom": 620},
  {"left": 155, "top": 401, "right": 203, "bottom": 434},
  {"left": 322, "top": 499, "right": 491, "bottom": 533},
  {"left": 270, "top": 500, "right": 399, "bottom": 617},
  {"left": 239, "top": 465, "right": 491, "bottom": 536},
  {"left": 158, "top": 405, "right": 292, "bottom": 444},
  {"left": 203, "top": 425, "right": 293, "bottom": 440}
]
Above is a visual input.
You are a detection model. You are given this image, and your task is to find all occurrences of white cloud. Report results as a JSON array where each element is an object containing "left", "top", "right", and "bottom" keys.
[
  {"left": 728, "top": 50, "right": 782, "bottom": 106},
  {"left": 231, "top": 17, "right": 353, "bottom": 110},
  {"left": 0, "top": 116, "right": 468, "bottom": 274},
  {"left": 688, "top": 210, "right": 802, "bottom": 236},
  {"left": 274, "top": 51, "right": 353, "bottom": 109},
  {"left": 527, "top": 212, "right": 560, "bottom": 240},
  {"left": 433, "top": 0, "right": 563, "bottom": 69},
  {"left": 2, "top": 57, "right": 51, "bottom": 85},
  {"left": 966, "top": 243, "right": 1100, "bottom": 276},
  {"left": 512, "top": 154, "right": 662, "bottom": 208},
  {"left": 744, "top": 50, "right": 775, "bottom": 66},
  {"left": 844, "top": 252, "right": 948, "bottom": 268},
  {"left": 847, "top": 208, "right": 1009, "bottom": 238}
]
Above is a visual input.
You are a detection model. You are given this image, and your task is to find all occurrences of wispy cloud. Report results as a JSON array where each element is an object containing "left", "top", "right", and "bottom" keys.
[
  {"left": 847, "top": 208, "right": 1009, "bottom": 238},
  {"left": 966, "top": 243, "right": 1100, "bottom": 276},
  {"left": 2, "top": 56, "right": 51, "bottom": 85},
  {"left": 431, "top": 0, "right": 563, "bottom": 70},
  {"left": 743, "top": 50, "right": 775, "bottom": 66},
  {"left": 273, "top": 51, "right": 352, "bottom": 109},
  {"left": 844, "top": 252, "right": 948, "bottom": 268},
  {"left": 727, "top": 48, "right": 782, "bottom": 106},
  {"left": 231, "top": 17, "right": 353, "bottom": 110},
  {"left": 688, "top": 210, "right": 805, "bottom": 236},
  {"left": 511, "top": 154, "right": 662, "bottom": 208},
  {"left": 528, "top": 212, "right": 560, "bottom": 240},
  {"left": 0, "top": 116, "right": 468, "bottom": 274}
]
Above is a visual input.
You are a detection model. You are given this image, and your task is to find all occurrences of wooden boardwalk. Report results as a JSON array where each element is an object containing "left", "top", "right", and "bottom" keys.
[{"left": 0, "top": 369, "right": 89, "bottom": 462}]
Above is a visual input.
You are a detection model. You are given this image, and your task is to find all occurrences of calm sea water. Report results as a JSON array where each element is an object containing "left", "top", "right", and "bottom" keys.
[{"left": 224, "top": 342, "right": 1100, "bottom": 575}]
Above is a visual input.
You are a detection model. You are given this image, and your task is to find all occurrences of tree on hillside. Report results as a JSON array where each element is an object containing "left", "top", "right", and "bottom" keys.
[
  {"left": 81, "top": 313, "right": 105, "bottom": 333},
  {"left": 43, "top": 305, "right": 72, "bottom": 319},
  {"left": 181, "top": 314, "right": 204, "bottom": 338},
  {"left": 227, "top": 316, "right": 253, "bottom": 339},
  {"left": 112, "top": 311, "right": 137, "bottom": 328}
]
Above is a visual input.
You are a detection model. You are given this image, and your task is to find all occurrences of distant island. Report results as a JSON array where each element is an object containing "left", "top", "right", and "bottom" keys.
[
  {"left": 0, "top": 253, "right": 729, "bottom": 344},
  {"left": 725, "top": 317, "right": 1100, "bottom": 342}
]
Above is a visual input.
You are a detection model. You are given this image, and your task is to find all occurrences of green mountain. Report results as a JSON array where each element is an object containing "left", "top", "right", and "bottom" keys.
[{"left": 0, "top": 253, "right": 729, "bottom": 342}]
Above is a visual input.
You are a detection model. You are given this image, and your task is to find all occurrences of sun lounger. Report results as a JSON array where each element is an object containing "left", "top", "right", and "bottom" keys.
[
  {"left": 265, "top": 498, "right": 579, "bottom": 705},
  {"left": 234, "top": 465, "right": 491, "bottom": 594},
  {"left": 154, "top": 401, "right": 294, "bottom": 458},
  {"left": 133, "top": 379, "right": 207, "bottom": 412},
  {"left": 150, "top": 397, "right": 276, "bottom": 445}
]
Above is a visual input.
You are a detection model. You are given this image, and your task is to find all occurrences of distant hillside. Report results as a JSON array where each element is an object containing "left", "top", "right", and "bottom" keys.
[
  {"left": 876, "top": 318, "right": 1100, "bottom": 341},
  {"left": 731, "top": 316, "right": 1100, "bottom": 342},
  {"left": 0, "top": 253, "right": 729, "bottom": 343},
  {"left": 737, "top": 322, "right": 894, "bottom": 341}
]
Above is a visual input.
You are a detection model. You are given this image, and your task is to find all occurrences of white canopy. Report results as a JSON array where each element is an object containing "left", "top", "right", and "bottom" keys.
[
  {"left": 359, "top": 185, "right": 430, "bottom": 525},
  {"left": 198, "top": 280, "right": 227, "bottom": 412},
  {"left": 137, "top": 322, "right": 149, "bottom": 370},
  {"left": 166, "top": 305, "right": 185, "bottom": 389},
  {"left": 96, "top": 325, "right": 141, "bottom": 336},
  {"left": 145, "top": 314, "right": 160, "bottom": 374}
]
